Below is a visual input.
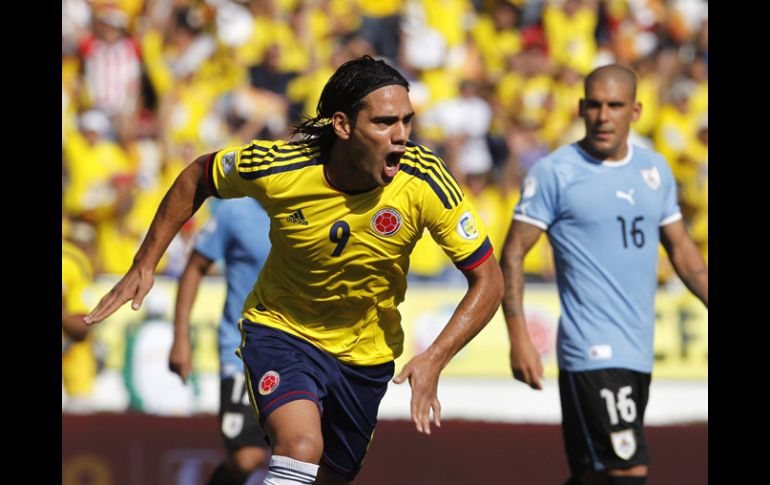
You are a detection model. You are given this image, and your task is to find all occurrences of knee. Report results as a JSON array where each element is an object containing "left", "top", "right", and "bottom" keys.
[
  {"left": 230, "top": 447, "right": 270, "bottom": 475},
  {"left": 272, "top": 433, "right": 323, "bottom": 464},
  {"left": 605, "top": 465, "right": 648, "bottom": 484},
  {"left": 607, "top": 464, "right": 648, "bottom": 477}
]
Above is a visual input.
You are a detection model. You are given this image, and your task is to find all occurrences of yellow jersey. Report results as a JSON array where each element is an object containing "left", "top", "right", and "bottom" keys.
[
  {"left": 62, "top": 240, "right": 97, "bottom": 396},
  {"left": 62, "top": 240, "right": 93, "bottom": 316},
  {"left": 209, "top": 140, "right": 492, "bottom": 365}
]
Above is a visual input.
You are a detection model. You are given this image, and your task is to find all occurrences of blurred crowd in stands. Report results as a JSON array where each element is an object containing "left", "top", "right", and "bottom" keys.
[{"left": 62, "top": 0, "right": 708, "bottom": 285}]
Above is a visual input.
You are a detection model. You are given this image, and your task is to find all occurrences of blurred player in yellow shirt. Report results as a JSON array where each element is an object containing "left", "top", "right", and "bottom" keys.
[{"left": 62, "top": 223, "right": 97, "bottom": 412}]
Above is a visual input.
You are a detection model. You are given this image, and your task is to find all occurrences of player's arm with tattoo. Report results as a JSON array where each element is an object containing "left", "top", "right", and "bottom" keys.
[
  {"left": 169, "top": 251, "right": 214, "bottom": 383},
  {"left": 500, "top": 220, "right": 545, "bottom": 390}
]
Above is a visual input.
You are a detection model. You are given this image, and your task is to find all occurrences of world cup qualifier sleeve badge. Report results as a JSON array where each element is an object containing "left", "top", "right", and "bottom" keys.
[
  {"left": 222, "top": 151, "right": 236, "bottom": 176},
  {"left": 457, "top": 212, "right": 479, "bottom": 240}
]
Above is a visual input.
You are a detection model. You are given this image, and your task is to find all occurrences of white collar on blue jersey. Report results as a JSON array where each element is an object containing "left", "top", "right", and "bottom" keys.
[{"left": 575, "top": 142, "right": 634, "bottom": 167}]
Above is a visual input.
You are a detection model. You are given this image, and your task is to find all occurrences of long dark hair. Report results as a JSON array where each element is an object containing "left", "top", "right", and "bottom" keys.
[{"left": 291, "top": 55, "right": 410, "bottom": 154}]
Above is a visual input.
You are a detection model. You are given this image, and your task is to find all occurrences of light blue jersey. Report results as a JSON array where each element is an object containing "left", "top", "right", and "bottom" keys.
[
  {"left": 195, "top": 198, "right": 271, "bottom": 378},
  {"left": 514, "top": 143, "right": 681, "bottom": 373}
]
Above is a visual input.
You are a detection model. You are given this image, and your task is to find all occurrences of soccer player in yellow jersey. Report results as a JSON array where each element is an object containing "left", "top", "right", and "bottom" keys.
[{"left": 86, "top": 56, "right": 503, "bottom": 485}]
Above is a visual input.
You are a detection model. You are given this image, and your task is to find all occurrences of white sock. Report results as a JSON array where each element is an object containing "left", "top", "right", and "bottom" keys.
[{"left": 262, "top": 455, "right": 319, "bottom": 485}]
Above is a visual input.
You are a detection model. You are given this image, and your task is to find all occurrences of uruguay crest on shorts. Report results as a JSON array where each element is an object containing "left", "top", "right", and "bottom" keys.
[{"left": 610, "top": 429, "right": 637, "bottom": 460}]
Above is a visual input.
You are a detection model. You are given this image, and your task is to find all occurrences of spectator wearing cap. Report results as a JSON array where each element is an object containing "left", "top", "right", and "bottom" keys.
[
  {"left": 63, "top": 110, "right": 134, "bottom": 224},
  {"left": 78, "top": 5, "right": 142, "bottom": 125}
]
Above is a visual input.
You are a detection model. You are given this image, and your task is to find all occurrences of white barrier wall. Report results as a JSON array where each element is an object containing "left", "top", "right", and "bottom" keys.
[{"left": 74, "top": 276, "right": 707, "bottom": 422}]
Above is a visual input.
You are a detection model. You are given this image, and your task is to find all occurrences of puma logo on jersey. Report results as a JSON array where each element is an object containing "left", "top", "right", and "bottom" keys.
[
  {"left": 287, "top": 209, "right": 308, "bottom": 225},
  {"left": 615, "top": 189, "right": 635, "bottom": 205}
]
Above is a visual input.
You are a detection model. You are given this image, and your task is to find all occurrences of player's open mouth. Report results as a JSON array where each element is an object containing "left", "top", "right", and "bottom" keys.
[{"left": 384, "top": 151, "right": 403, "bottom": 177}]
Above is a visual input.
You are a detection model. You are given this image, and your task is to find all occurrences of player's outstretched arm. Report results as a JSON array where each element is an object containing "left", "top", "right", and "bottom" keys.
[
  {"left": 84, "top": 155, "right": 214, "bottom": 325},
  {"left": 393, "top": 256, "right": 503, "bottom": 435},
  {"left": 500, "top": 220, "right": 545, "bottom": 390},
  {"left": 660, "top": 219, "right": 708, "bottom": 308},
  {"left": 169, "top": 250, "right": 213, "bottom": 383}
]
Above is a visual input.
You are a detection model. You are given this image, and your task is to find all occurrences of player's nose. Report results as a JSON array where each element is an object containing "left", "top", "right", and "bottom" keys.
[{"left": 391, "top": 121, "right": 408, "bottom": 146}]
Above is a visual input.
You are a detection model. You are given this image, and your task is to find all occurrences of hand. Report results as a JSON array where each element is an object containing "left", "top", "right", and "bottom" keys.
[
  {"left": 168, "top": 337, "right": 193, "bottom": 383},
  {"left": 84, "top": 266, "right": 154, "bottom": 325},
  {"left": 510, "top": 338, "right": 543, "bottom": 390},
  {"left": 392, "top": 352, "right": 442, "bottom": 435}
]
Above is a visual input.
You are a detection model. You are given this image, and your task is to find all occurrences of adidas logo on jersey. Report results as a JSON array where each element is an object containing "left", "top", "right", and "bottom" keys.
[{"left": 287, "top": 209, "right": 309, "bottom": 225}]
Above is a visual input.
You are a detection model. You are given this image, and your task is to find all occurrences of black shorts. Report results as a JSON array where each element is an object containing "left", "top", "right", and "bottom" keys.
[
  {"left": 239, "top": 321, "right": 394, "bottom": 481},
  {"left": 219, "top": 375, "right": 269, "bottom": 451},
  {"left": 559, "top": 368, "right": 651, "bottom": 476}
]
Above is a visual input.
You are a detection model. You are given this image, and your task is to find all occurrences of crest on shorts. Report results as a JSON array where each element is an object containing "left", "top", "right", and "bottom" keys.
[
  {"left": 640, "top": 167, "right": 661, "bottom": 191},
  {"left": 258, "top": 370, "right": 280, "bottom": 395},
  {"left": 610, "top": 429, "right": 637, "bottom": 460},
  {"left": 222, "top": 151, "right": 236, "bottom": 176},
  {"left": 457, "top": 212, "right": 479, "bottom": 240},
  {"left": 221, "top": 412, "right": 244, "bottom": 438},
  {"left": 371, "top": 208, "right": 402, "bottom": 237}
]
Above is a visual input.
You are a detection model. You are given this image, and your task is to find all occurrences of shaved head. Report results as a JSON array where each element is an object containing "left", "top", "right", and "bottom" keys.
[
  {"left": 578, "top": 64, "right": 642, "bottom": 161},
  {"left": 584, "top": 64, "right": 638, "bottom": 100}
]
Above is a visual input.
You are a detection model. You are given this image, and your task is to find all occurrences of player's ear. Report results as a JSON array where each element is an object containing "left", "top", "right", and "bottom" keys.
[
  {"left": 578, "top": 98, "right": 585, "bottom": 117},
  {"left": 631, "top": 101, "right": 642, "bottom": 122},
  {"left": 332, "top": 111, "right": 352, "bottom": 140}
]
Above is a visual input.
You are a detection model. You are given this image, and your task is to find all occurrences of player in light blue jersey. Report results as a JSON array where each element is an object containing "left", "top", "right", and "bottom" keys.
[
  {"left": 169, "top": 198, "right": 272, "bottom": 485},
  {"left": 501, "top": 64, "right": 708, "bottom": 485}
]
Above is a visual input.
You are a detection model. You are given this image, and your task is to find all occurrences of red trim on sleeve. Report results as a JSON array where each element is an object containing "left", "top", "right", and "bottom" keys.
[
  {"left": 458, "top": 246, "right": 493, "bottom": 271},
  {"left": 204, "top": 152, "right": 220, "bottom": 198},
  {"left": 455, "top": 236, "right": 494, "bottom": 271}
]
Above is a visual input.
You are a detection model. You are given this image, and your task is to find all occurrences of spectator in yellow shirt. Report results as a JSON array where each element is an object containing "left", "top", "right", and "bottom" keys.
[
  {"left": 542, "top": 0, "right": 598, "bottom": 75},
  {"left": 63, "top": 110, "right": 134, "bottom": 224},
  {"left": 472, "top": 1, "right": 523, "bottom": 82},
  {"left": 62, "top": 223, "right": 98, "bottom": 412}
]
